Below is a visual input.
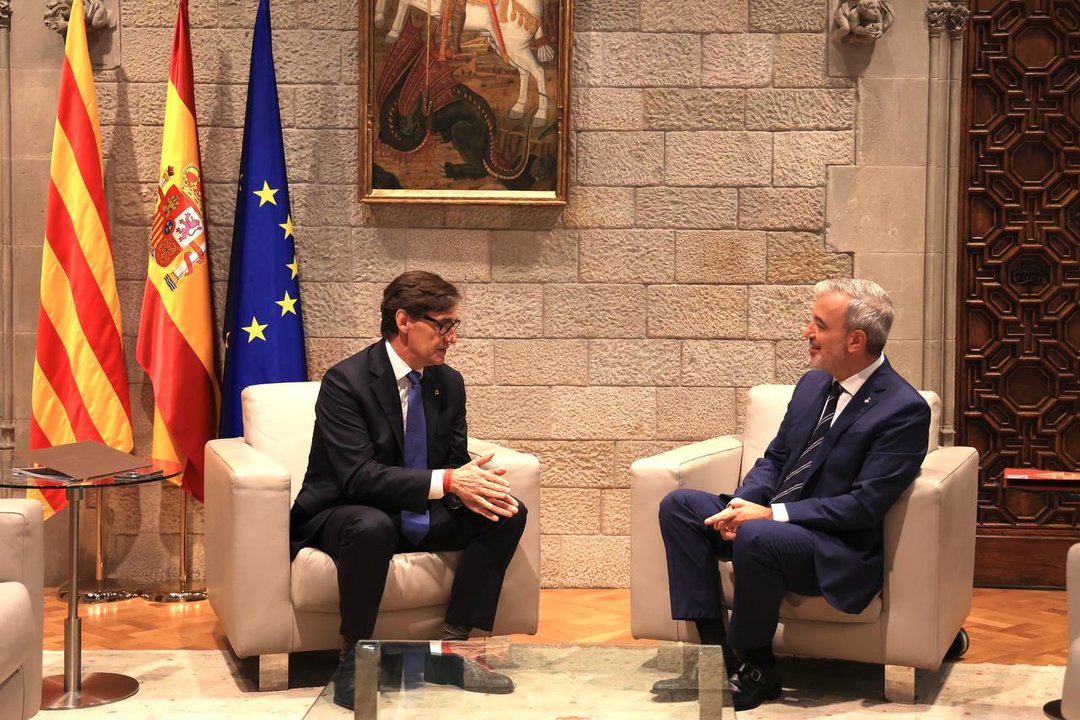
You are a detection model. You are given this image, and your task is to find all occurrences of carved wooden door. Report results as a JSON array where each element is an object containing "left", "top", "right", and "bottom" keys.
[{"left": 959, "top": 0, "right": 1080, "bottom": 587}]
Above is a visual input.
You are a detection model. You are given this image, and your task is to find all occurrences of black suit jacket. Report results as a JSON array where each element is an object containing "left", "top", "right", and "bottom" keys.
[
  {"left": 735, "top": 358, "right": 931, "bottom": 613},
  {"left": 289, "top": 341, "right": 471, "bottom": 558}
]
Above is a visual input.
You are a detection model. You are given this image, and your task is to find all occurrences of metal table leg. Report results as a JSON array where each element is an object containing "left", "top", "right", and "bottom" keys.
[
  {"left": 41, "top": 487, "right": 139, "bottom": 710},
  {"left": 57, "top": 488, "right": 139, "bottom": 604}
]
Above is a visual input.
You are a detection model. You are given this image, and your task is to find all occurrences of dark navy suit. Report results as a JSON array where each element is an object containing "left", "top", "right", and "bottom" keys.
[
  {"left": 290, "top": 341, "right": 527, "bottom": 641},
  {"left": 659, "top": 358, "right": 930, "bottom": 654}
]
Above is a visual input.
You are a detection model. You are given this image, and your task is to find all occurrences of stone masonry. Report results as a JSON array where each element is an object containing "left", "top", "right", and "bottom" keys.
[{"left": 6, "top": 0, "right": 936, "bottom": 586}]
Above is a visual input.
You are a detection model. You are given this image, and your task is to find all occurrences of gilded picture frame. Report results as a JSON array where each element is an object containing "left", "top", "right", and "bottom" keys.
[{"left": 358, "top": 0, "right": 572, "bottom": 204}]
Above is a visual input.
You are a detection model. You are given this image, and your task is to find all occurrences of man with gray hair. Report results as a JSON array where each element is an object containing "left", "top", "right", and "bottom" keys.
[{"left": 652, "top": 278, "right": 930, "bottom": 711}]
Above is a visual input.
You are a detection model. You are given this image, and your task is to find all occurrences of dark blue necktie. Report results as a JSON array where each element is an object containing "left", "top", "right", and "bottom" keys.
[
  {"left": 770, "top": 381, "right": 843, "bottom": 504},
  {"left": 400, "top": 370, "right": 430, "bottom": 544}
]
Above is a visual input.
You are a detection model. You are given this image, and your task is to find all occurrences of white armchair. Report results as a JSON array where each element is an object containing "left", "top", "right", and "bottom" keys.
[
  {"left": 205, "top": 381, "right": 540, "bottom": 690},
  {"left": 1046, "top": 544, "right": 1080, "bottom": 719},
  {"left": 0, "top": 499, "right": 43, "bottom": 720},
  {"left": 630, "top": 384, "right": 979, "bottom": 703}
]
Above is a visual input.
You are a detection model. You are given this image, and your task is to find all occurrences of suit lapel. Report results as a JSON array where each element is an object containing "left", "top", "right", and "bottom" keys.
[
  {"left": 369, "top": 344, "right": 406, "bottom": 455},
  {"left": 805, "top": 361, "right": 894, "bottom": 483},
  {"left": 422, "top": 370, "right": 440, "bottom": 454},
  {"left": 782, "top": 376, "right": 833, "bottom": 478}
]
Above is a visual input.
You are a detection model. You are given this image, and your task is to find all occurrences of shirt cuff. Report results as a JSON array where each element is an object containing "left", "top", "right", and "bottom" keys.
[
  {"left": 771, "top": 503, "right": 789, "bottom": 522},
  {"left": 429, "top": 470, "right": 446, "bottom": 500}
]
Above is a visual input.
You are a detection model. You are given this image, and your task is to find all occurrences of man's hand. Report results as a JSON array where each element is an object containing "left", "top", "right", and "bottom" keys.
[
  {"left": 450, "top": 453, "right": 519, "bottom": 521},
  {"left": 704, "top": 497, "right": 773, "bottom": 539}
]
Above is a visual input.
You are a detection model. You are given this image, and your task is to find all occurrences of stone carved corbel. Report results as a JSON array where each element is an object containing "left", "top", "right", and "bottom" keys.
[
  {"left": 44, "top": 0, "right": 114, "bottom": 36},
  {"left": 945, "top": 0, "right": 970, "bottom": 37},
  {"left": 0, "top": 0, "right": 12, "bottom": 30},
  {"left": 834, "top": 0, "right": 895, "bottom": 44}
]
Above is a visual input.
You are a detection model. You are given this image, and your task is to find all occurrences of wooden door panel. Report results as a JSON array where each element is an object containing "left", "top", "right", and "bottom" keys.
[{"left": 960, "top": 0, "right": 1080, "bottom": 587}]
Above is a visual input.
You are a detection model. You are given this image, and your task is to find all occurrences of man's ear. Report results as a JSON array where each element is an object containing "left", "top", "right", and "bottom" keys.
[
  {"left": 847, "top": 328, "right": 868, "bottom": 353},
  {"left": 395, "top": 308, "right": 411, "bottom": 336}
]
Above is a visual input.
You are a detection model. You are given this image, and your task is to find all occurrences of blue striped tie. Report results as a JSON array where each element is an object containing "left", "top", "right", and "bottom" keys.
[
  {"left": 400, "top": 370, "right": 430, "bottom": 544},
  {"left": 770, "top": 382, "right": 843, "bottom": 504}
]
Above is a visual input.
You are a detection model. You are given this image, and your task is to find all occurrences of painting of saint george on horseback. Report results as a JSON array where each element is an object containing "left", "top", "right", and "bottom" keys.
[{"left": 359, "top": 0, "right": 571, "bottom": 202}]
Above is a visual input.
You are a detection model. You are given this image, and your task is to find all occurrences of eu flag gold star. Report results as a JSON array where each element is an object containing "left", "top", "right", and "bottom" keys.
[
  {"left": 279, "top": 214, "right": 294, "bottom": 239},
  {"left": 276, "top": 291, "right": 298, "bottom": 316},
  {"left": 286, "top": 254, "right": 299, "bottom": 279},
  {"left": 253, "top": 181, "right": 279, "bottom": 207},
  {"left": 242, "top": 316, "right": 268, "bottom": 342}
]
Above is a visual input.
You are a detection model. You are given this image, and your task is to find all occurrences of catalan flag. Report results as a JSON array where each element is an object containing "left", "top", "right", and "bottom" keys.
[
  {"left": 30, "top": 0, "right": 133, "bottom": 519},
  {"left": 136, "top": 0, "right": 219, "bottom": 502},
  {"left": 220, "top": 0, "right": 307, "bottom": 438}
]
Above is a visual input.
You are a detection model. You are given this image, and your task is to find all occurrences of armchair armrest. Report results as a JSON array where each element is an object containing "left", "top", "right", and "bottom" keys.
[
  {"left": 1062, "top": 544, "right": 1080, "bottom": 716},
  {"left": 882, "top": 445, "right": 978, "bottom": 670},
  {"left": 468, "top": 438, "right": 541, "bottom": 635},
  {"left": 1069, "top": 544, "right": 1080, "bottom": 643},
  {"left": 0, "top": 500, "right": 43, "bottom": 594},
  {"left": 0, "top": 499, "right": 43, "bottom": 717},
  {"left": 205, "top": 438, "right": 295, "bottom": 657},
  {"left": 629, "top": 436, "right": 744, "bottom": 640}
]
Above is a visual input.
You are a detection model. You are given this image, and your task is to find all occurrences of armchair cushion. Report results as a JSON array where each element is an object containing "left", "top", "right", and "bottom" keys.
[
  {"left": 290, "top": 547, "right": 458, "bottom": 614},
  {"left": 720, "top": 566, "right": 882, "bottom": 624},
  {"left": 241, "top": 381, "right": 320, "bottom": 502}
]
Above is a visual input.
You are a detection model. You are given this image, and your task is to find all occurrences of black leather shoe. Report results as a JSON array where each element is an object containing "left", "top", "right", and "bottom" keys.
[
  {"left": 424, "top": 653, "right": 515, "bottom": 694},
  {"left": 651, "top": 659, "right": 699, "bottom": 702},
  {"left": 331, "top": 652, "right": 356, "bottom": 710},
  {"left": 728, "top": 661, "right": 782, "bottom": 711}
]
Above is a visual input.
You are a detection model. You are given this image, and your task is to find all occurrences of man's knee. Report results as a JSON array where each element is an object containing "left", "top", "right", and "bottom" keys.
[
  {"left": 732, "top": 521, "right": 808, "bottom": 566},
  {"left": 339, "top": 509, "right": 397, "bottom": 552},
  {"left": 659, "top": 488, "right": 708, "bottom": 530},
  {"left": 502, "top": 499, "right": 528, "bottom": 536}
]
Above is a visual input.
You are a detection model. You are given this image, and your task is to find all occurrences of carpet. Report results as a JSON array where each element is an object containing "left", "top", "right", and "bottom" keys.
[
  {"left": 44, "top": 649, "right": 1065, "bottom": 719},
  {"left": 42, "top": 650, "right": 322, "bottom": 719}
]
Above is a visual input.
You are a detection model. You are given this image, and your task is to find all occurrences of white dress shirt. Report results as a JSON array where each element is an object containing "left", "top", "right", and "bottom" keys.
[
  {"left": 771, "top": 354, "right": 886, "bottom": 522},
  {"left": 385, "top": 342, "right": 445, "bottom": 499}
]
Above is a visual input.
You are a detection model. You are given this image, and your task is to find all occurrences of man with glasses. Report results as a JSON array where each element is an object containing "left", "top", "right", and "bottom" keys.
[{"left": 290, "top": 270, "right": 525, "bottom": 695}]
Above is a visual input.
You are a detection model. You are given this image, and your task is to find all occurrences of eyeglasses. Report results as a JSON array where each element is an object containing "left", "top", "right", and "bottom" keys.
[{"left": 420, "top": 315, "right": 461, "bottom": 337}]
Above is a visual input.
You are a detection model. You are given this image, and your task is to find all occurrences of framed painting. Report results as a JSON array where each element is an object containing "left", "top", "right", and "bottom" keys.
[{"left": 358, "top": 0, "right": 572, "bottom": 204}]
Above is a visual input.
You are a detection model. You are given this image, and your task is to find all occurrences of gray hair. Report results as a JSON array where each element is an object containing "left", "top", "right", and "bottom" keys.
[{"left": 814, "top": 279, "right": 894, "bottom": 356}]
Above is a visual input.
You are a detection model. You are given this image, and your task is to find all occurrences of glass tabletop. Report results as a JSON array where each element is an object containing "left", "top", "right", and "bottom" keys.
[
  {"left": 304, "top": 640, "right": 733, "bottom": 719},
  {"left": 1, "top": 457, "right": 183, "bottom": 490}
]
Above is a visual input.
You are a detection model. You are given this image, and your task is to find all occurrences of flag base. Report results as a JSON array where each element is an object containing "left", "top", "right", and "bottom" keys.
[
  {"left": 57, "top": 581, "right": 140, "bottom": 604},
  {"left": 140, "top": 581, "right": 206, "bottom": 603}
]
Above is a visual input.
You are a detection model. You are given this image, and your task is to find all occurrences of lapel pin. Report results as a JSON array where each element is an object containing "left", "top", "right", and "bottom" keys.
[
  {"left": 434, "top": 388, "right": 440, "bottom": 397},
  {"left": 864, "top": 397, "right": 871, "bottom": 404}
]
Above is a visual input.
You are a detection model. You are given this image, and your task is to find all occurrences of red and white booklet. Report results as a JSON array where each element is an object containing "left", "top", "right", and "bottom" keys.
[{"left": 1003, "top": 467, "right": 1080, "bottom": 481}]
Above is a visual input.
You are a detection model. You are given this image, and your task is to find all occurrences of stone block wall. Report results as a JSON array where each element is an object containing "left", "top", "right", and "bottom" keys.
[{"left": 6, "top": 0, "right": 934, "bottom": 586}]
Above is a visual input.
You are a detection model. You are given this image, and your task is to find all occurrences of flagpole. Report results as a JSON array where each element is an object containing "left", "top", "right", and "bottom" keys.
[
  {"left": 143, "top": 486, "right": 205, "bottom": 602},
  {"left": 0, "top": 0, "right": 14, "bottom": 491}
]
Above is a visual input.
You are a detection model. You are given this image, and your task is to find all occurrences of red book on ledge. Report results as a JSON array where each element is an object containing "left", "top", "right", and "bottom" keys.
[{"left": 1003, "top": 468, "right": 1080, "bottom": 481}]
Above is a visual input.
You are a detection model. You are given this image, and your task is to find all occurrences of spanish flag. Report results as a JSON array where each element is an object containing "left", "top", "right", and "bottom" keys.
[
  {"left": 30, "top": 0, "right": 134, "bottom": 518},
  {"left": 136, "top": 0, "right": 219, "bottom": 502}
]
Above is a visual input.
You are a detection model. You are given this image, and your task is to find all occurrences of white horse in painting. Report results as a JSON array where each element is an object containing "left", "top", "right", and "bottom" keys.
[{"left": 375, "top": 0, "right": 554, "bottom": 126}]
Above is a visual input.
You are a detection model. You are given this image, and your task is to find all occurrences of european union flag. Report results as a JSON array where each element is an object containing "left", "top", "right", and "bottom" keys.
[{"left": 220, "top": 0, "right": 307, "bottom": 438}]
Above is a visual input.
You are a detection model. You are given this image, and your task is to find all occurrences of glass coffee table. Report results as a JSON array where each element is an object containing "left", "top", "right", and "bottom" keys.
[{"left": 303, "top": 640, "right": 733, "bottom": 719}]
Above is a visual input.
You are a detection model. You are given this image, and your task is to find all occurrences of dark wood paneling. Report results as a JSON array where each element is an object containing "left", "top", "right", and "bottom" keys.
[
  {"left": 959, "top": 0, "right": 1080, "bottom": 587},
  {"left": 976, "top": 533, "right": 1075, "bottom": 588}
]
